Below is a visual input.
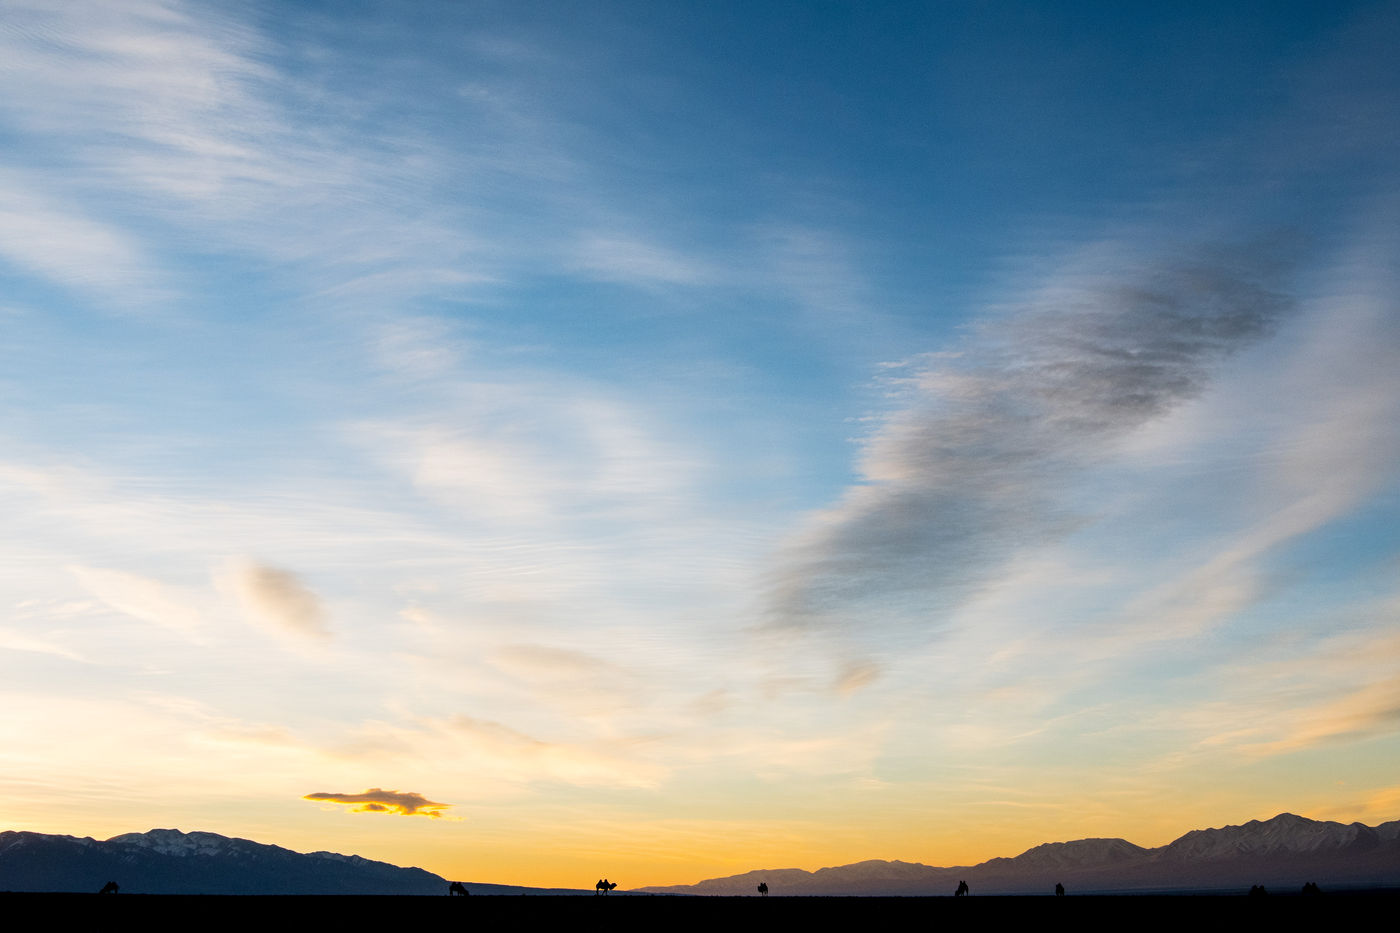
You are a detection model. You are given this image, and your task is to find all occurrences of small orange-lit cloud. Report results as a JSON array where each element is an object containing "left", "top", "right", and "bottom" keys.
[{"left": 303, "top": 788, "right": 450, "bottom": 817}]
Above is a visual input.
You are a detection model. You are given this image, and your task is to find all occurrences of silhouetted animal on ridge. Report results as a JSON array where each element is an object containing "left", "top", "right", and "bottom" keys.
[
  {"left": 449, "top": 881, "right": 469, "bottom": 896},
  {"left": 595, "top": 878, "right": 616, "bottom": 895},
  {"left": 954, "top": 880, "right": 969, "bottom": 897},
  {"left": 98, "top": 881, "right": 119, "bottom": 895},
  {"left": 1055, "top": 882, "right": 1065, "bottom": 897},
  {"left": 1301, "top": 881, "right": 1321, "bottom": 896},
  {"left": 757, "top": 882, "right": 768, "bottom": 896}
]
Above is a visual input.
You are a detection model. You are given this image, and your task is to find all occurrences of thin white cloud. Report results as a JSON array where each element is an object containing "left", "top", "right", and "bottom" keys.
[
  {"left": 0, "top": 172, "right": 165, "bottom": 307},
  {"left": 0, "top": 0, "right": 484, "bottom": 308},
  {"left": 492, "top": 643, "right": 621, "bottom": 681},
  {"left": 334, "top": 714, "right": 670, "bottom": 790},
  {"left": 572, "top": 233, "right": 715, "bottom": 286},
  {"left": 0, "top": 0, "right": 303, "bottom": 214},
  {"left": 0, "top": 625, "right": 90, "bottom": 663},
  {"left": 757, "top": 224, "right": 874, "bottom": 326},
  {"left": 350, "top": 377, "right": 700, "bottom": 530},
  {"left": 69, "top": 565, "right": 202, "bottom": 635}
]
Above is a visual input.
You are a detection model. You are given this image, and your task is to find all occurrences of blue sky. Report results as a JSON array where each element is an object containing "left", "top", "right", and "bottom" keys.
[{"left": 2, "top": 0, "right": 1398, "bottom": 886}]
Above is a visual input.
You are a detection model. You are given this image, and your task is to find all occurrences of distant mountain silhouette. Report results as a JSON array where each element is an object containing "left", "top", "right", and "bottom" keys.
[
  {"left": 6, "top": 815, "right": 1396, "bottom": 896},
  {"left": 0, "top": 827, "right": 621, "bottom": 896},
  {"left": 0, "top": 828, "right": 448, "bottom": 894},
  {"left": 636, "top": 813, "right": 1400, "bottom": 895}
]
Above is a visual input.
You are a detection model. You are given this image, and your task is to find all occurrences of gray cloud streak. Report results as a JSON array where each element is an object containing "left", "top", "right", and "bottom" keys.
[
  {"left": 229, "top": 562, "right": 329, "bottom": 641},
  {"left": 769, "top": 244, "right": 1297, "bottom": 634}
]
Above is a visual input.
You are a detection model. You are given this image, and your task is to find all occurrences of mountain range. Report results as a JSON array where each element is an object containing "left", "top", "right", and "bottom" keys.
[
  {"left": 0, "top": 828, "right": 454, "bottom": 895},
  {"left": 638, "top": 813, "right": 1400, "bottom": 895},
  {"left": 3, "top": 813, "right": 1396, "bottom": 895}
]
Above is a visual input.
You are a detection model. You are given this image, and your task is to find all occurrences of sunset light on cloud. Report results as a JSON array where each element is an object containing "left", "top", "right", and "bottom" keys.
[
  {"left": 1, "top": 0, "right": 1398, "bottom": 889},
  {"left": 304, "top": 789, "right": 451, "bottom": 819}
]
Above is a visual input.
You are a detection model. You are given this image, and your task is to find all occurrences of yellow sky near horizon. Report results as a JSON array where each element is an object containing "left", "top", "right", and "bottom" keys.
[{"left": 7, "top": 749, "right": 1398, "bottom": 889}]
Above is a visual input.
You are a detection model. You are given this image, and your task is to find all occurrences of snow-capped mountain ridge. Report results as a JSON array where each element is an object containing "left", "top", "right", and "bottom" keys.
[
  {"left": 107, "top": 828, "right": 236, "bottom": 858},
  {"left": 0, "top": 827, "right": 448, "bottom": 894},
  {"left": 103, "top": 828, "right": 382, "bottom": 865},
  {"left": 638, "top": 813, "right": 1400, "bottom": 895},
  {"left": 5, "top": 814, "right": 1397, "bottom": 896},
  {"left": 995, "top": 837, "right": 1149, "bottom": 870},
  {"left": 1161, "top": 813, "right": 1382, "bottom": 860}
]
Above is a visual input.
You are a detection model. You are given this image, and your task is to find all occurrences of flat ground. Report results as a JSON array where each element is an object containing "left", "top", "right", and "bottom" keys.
[{"left": 5, "top": 891, "right": 1393, "bottom": 929}]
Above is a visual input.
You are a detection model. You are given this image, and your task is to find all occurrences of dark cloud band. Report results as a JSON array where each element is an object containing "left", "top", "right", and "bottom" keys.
[{"left": 769, "top": 244, "right": 1296, "bottom": 635}]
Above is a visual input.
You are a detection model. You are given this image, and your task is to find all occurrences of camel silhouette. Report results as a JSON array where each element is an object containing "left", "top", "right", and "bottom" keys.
[
  {"left": 757, "top": 882, "right": 768, "bottom": 896},
  {"left": 954, "top": 880, "right": 969, "bottom": 897},
  {"left": 449, "top": 881, "right": 469, "bottom": 896},
  {"left": 98, "top": 881, "right": 119, "bottom": 895},
  {"left": 595, "top": 878, "right": 616, "bottom": 895}
]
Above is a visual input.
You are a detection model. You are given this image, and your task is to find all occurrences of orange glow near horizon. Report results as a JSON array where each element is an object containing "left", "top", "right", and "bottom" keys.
[
  {"left": 269, "top": 783, "right": 1400, "bottom": 888},
  {"left": 5, "top": 774, "right": 1399, "bottom": 890}
]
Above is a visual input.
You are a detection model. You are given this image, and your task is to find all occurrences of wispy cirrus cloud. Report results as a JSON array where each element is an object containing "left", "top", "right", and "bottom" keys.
[
  {"left": 349, "top": 378, "right": 699, "bottom": 530},
  {"left": 768, "top": 241, "right": 1297, "bottom": 636},
  {"left": 0, "top": 172, "right": 166, "bottom": 308},
  {"left": 69, "top": 565, "right": 202, "bottom": 635},
  {"left": 1191, "top": 597, "right": 1400, "bottom": 759},
  {"left": 304, "top": 788, "right": 451, "bottom": 817},
  {"left": 0, "top": 624, "right": 89, "bottom": 663},
  {"left": 571, "top": 232, "right": 716, "bottom": 286},
  {"left": 0, "top": 0, "right": 483, "bottom": 307},
  {"left": 758, "top": 225, "right": 874, "bottom": 326},
  {"left": 331, "top": 714, "right": 669, "bottom": 790},
  {"left": 1249, "top": 676, "right": 1400, "bottom": 756}
]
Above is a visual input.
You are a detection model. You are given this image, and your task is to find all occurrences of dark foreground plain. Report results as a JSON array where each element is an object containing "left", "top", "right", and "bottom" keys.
[{"left": 5, "top": 891, "right": 1395, "bottom": 930}]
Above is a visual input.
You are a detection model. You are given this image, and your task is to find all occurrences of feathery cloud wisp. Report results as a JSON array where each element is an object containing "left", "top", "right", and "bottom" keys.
[{"left": 69, "top": 565, "right": 202, "bottom": 635}]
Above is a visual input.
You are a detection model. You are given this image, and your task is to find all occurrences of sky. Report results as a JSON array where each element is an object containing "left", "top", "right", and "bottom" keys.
[{"left": 1, "top": 0, "right": 1398, "bottom": 888}]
